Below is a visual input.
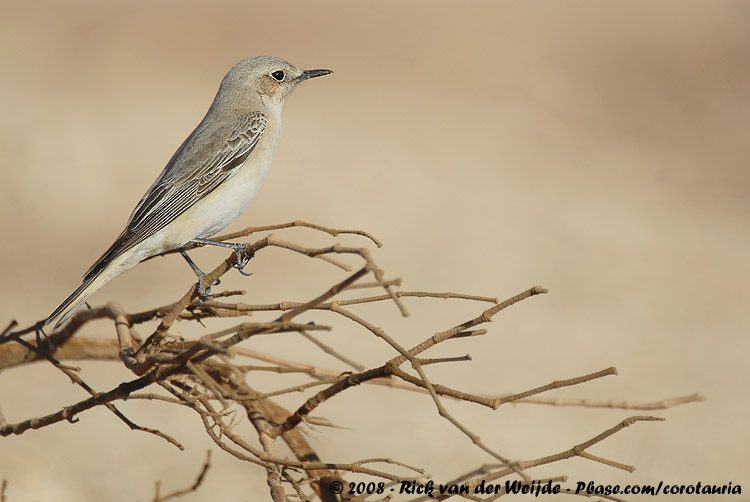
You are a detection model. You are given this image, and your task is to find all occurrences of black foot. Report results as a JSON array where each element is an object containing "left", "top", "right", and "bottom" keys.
[
  {"left": 189, "top": 238, "right": 256, "bottom": 277},
  {"left": 179, "top": 248, "right": 221, "bottom": 297},
  {"left": 34, "top": 322, "right": 51, "bottom": 352},
  {"left": 196, "top": 273, "right": 221, "bottom": 297},
  {"left": 234, "top": 246, "right": 255, "bottom": 276}
]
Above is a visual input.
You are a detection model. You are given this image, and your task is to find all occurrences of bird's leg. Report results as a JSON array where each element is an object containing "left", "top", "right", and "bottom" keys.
[
  {"left": 189, "top": 238, "right": 256, "bottom": 276},
  {"left": 34, "top": 322, "right": 51, "bottom": 352},
  {"left": 179, "top": 248, "right": 220, "bottom": 297}
]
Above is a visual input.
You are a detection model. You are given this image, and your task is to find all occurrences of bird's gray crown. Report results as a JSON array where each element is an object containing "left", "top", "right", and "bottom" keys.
[{"left": 216, "top": 56, "right": 332, "bottom": 107}]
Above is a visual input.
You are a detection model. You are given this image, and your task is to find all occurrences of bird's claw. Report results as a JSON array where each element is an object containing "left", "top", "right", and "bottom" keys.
[
  {"left": 196, "top": 274, "right": 221, "bottom": 298},
  {"left": 234, "top": 247, "right": 255, "bottom": 276}
]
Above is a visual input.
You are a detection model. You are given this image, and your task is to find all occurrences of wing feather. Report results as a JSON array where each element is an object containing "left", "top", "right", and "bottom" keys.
[{"left": 83, "top": 111, "right": 267, "bottom": 280}]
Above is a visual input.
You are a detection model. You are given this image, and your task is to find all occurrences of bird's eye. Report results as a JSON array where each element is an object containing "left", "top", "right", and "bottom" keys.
[{"left": 270, "top": 70, "right": 285, "bottom": 82}]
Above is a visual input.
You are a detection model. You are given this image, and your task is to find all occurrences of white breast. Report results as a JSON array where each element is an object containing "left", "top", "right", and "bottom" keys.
[{"left": 136, "top": 111, "right": 283, "bottom": 256}]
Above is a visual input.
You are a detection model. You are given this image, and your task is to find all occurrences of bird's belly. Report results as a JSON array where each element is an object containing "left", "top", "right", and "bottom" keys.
[
  {"left": 149, "top": 148, "right": 276, "bottom": 253},
  {"left": 192, "top": 153, "right": 274, "bottom": 237}
]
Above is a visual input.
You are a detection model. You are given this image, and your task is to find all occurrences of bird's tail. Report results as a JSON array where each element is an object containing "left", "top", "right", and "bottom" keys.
[{"left": 44, "top": 265, "right": 118, "bottom": 329}]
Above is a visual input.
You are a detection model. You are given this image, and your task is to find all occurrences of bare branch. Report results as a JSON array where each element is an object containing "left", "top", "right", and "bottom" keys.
[
  {"left": 153, "top": 451, "right": 212, "bottom": 502},
  {"left": 1, "top": 223, "right": 698, "bottom": 501}
]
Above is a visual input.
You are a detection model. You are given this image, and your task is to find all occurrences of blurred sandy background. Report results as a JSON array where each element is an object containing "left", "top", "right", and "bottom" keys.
[{"left": 1, "top": 1, "right": 748, "bottom": 500}]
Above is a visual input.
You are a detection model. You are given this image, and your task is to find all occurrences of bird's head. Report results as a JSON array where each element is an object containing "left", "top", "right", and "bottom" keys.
[{"left": 219, "top": 56, "right": 332, "bottom": 107}]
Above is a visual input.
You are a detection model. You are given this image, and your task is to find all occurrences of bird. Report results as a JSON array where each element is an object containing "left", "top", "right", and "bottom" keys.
[{"left": 43, "top": 56, "right": 332, "bottom": 329}]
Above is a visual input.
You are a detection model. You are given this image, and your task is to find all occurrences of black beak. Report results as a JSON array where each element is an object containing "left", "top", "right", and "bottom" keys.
[{"left": 299, "top": 69, "right": 333, "bottom": 81}]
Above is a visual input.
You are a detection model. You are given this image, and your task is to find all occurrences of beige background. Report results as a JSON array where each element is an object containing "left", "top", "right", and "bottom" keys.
[{"left": 1, "top": 1, "right": 748, "bottom": 500}]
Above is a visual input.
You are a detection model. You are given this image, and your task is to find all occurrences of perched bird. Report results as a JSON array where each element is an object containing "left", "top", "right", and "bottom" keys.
[{"left": 44, "top": 56, "right": 332, "bottom": 328}]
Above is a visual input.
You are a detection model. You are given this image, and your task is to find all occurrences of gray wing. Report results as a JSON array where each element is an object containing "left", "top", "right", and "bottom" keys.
[{"left": 83, "top": 111, "right": 267, "bottom": 280}]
